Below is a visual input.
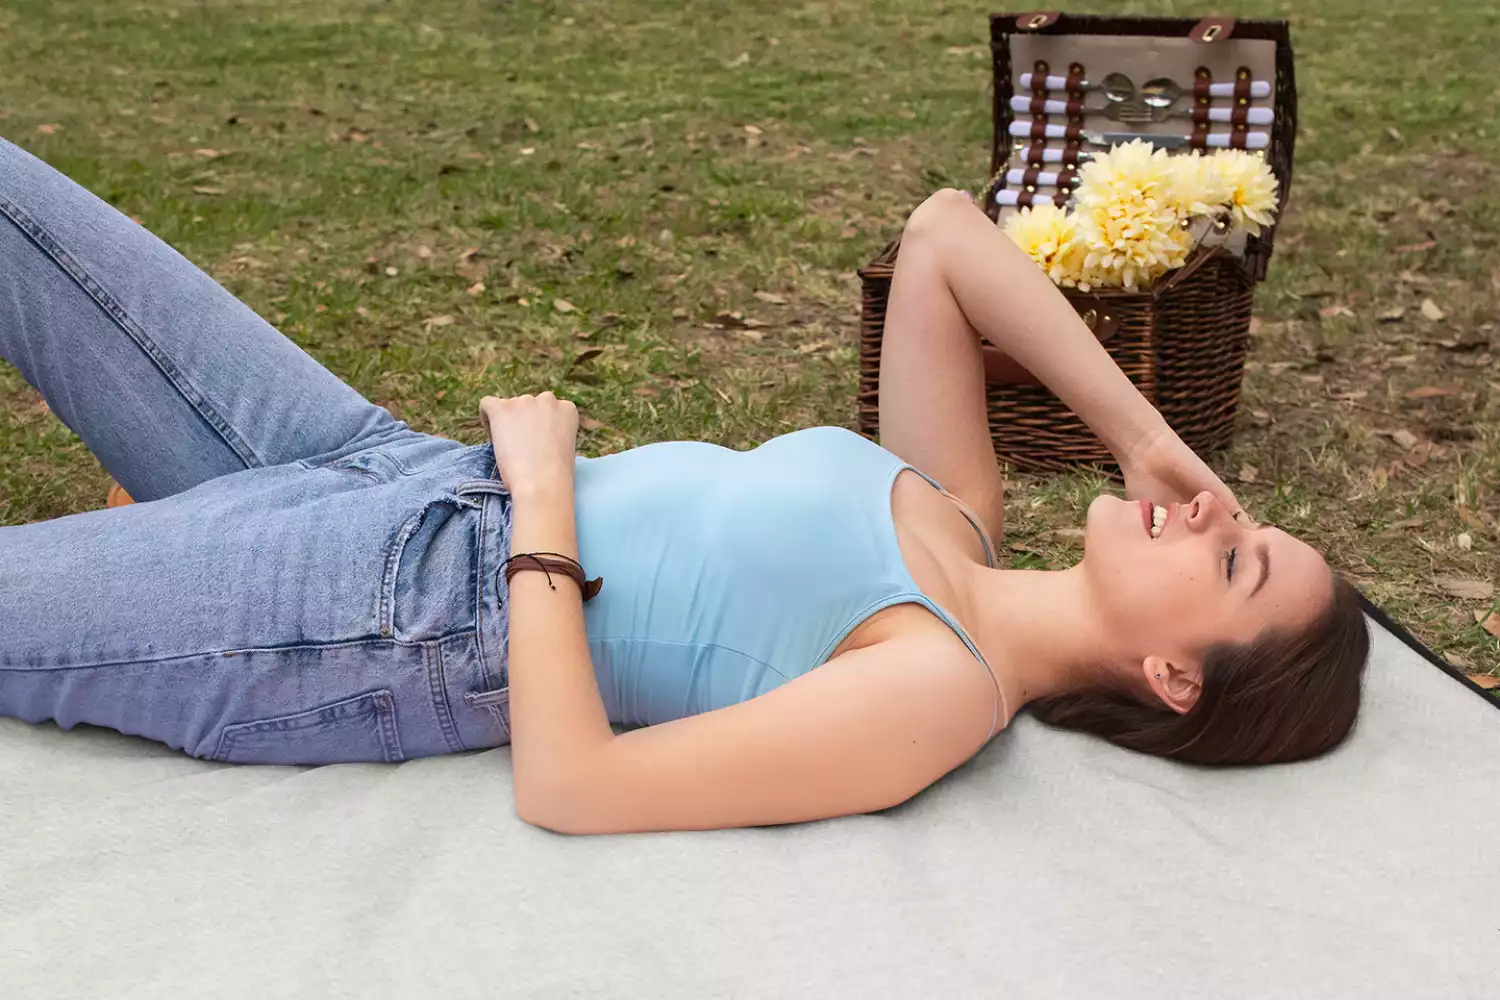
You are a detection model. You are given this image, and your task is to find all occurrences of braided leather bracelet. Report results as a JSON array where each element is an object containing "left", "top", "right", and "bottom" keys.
[{"left": 503, "top": 551, "right": 603, "bottom": 602}]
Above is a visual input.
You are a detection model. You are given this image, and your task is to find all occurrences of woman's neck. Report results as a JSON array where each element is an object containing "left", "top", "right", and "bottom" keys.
[{"left": 952, "top": 560, "right": 1120, "bottom": 712}]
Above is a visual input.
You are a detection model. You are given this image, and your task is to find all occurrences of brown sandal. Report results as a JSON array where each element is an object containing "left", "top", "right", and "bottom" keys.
[{"left": 106, "top": 482, "right": 135, "bottom": 508}]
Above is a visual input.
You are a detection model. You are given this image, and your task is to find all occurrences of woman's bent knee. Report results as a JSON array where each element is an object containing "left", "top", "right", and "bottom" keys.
[{"left": 903, "top": 188, "right": 975, "bottom": 246}]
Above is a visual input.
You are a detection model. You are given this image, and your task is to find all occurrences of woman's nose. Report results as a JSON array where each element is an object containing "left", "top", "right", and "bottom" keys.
[{"left": 1184, "top": 490, "right": 1220, "bottom": 529}]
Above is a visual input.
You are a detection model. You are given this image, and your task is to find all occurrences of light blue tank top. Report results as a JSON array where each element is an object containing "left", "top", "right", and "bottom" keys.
[{"left": 571, "top": 425, "right": 1003, "bottom": 736}]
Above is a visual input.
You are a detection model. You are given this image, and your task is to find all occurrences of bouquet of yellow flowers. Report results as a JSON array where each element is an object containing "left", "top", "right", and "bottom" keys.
[{"left": 1003, "top": 140, "right": 1280, "bottom": 292}]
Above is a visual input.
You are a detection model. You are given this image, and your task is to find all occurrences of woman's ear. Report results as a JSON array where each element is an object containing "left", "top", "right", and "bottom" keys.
[{"left": 1141, "top": 655, "right": 1203, "bottom": 715}]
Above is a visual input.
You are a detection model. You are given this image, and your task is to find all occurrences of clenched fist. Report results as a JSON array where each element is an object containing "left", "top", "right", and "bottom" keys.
[{"left": 479, "top": 391, "right": 579, "bottom": 494}]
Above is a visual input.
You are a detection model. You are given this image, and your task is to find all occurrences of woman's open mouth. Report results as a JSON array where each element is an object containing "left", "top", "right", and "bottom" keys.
[{"left": 1140, "top": 500, "right": 1173, "bottom": 538}]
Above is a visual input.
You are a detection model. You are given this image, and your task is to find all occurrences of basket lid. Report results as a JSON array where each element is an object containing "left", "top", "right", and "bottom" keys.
[{"left": 986, "top": 12, "right": 1297, "bottom": 283}]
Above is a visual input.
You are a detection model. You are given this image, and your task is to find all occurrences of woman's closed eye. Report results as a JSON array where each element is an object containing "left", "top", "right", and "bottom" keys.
[{"left": 1225, "top": 546, "right": 1238, "bottom": 582}]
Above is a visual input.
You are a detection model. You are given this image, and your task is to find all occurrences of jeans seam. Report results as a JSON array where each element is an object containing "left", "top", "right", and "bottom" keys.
[
  {"left": 0, "top": 192, "right": 267, "bottom": 470},
  {"left": 473, "top": 490, "right": 503, "bottom": 692},
  {"left": 0, "top": 635, "right": 451, "bottom": 672},
  {"left": 428, "top": 642, "right": 467, "bottom": 754},
  {"left": 374, "top": 689, "right": 405, "bottom": 761}
]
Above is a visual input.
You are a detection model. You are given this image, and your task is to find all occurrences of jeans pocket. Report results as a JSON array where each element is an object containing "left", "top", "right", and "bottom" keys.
[
  {"left": 380, "top": 495, "right": 479, "bottom": 641},
  {"left": 212, "top": 689, "right": 405, "bottom": 765},
  {"left": 462, "top": 686, "right": 511, "bottom": 742}
]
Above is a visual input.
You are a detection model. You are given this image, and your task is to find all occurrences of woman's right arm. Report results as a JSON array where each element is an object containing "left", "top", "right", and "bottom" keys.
[{"left": 896, "top": 189, "right": 1174, "bottom": 470}]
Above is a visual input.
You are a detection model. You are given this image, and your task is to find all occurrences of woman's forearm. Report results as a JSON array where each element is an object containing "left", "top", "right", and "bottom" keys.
[
  {"left": 503, "top": 477, "right": 615, "bottom": 814},
  {"left": 911, "top": 191, "right": 1173, "bottom": 462}
]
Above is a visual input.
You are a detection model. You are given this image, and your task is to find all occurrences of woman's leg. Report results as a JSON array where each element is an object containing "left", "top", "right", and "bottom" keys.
[
  {"left": 0, "top": 136, "right": 411, "bottom": 504},
  {"left": 0, "top": 138, "right": 516, "bottom": 764}
]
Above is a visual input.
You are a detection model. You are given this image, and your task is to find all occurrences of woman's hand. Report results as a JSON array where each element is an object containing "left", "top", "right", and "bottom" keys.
[
  {"left": 479, "top": 391, "right": 579, "bottom": 493},
  {"left": 1118, "top": 424, "right": 1246, "bottom": 517}
]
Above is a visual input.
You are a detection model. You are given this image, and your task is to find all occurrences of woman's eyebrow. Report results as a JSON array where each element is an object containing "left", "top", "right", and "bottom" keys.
[{"left": 1250, "top": 545, "right": 1272, "bottom": 599}]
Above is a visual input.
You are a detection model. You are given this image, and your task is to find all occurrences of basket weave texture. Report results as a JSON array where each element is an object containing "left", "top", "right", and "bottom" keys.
[{"left": 856, "top": 12, "right": 1295, "bottom": 479}]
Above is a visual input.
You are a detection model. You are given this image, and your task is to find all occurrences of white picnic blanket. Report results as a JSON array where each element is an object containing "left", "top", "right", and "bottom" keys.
[{"left": 2, "top": 615, "right": 1493, "bottom": 999}]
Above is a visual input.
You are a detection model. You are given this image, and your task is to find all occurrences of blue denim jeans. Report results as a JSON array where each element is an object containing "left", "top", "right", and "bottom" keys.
[{"left": 0, "top": 136, "right": 516, "bottom": 765}]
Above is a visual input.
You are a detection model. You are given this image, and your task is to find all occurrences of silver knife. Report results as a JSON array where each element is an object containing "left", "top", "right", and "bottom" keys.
[
  {"left": 1085, "top": 130, "right": 1193, "bottom": 149},
  {"left": 1084, "top": 130, "right": 1269, "bottom": 150}
]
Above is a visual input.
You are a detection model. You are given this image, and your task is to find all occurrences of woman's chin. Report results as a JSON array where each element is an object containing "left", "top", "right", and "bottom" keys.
[{"left": 1081, "top": 493, "right": 1116, "bottom": 551}]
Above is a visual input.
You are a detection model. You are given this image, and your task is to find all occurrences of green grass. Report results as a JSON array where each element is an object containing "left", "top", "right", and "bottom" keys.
[{"left": 2, "top": 0, "right": 1497, "bottom": 674}]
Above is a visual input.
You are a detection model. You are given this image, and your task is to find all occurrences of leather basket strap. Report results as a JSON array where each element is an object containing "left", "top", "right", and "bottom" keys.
[
  {"left": 1015, "top": 11, "right": 1060, "bottom": 31},
  {"left": 1189, "top": 16, "right": 1237, "bottom": 43}
]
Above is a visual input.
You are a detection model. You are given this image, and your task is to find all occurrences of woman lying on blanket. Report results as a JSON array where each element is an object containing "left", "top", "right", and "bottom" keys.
[{"left": 0, "top": 141, "right": 1368, "bottom": 835}]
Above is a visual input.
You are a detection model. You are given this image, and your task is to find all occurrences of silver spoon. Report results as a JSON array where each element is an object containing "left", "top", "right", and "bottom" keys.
[
  {"left": 1140, "top": 78, "right": 1183, "bottom": 119},
  {"left": 1100, "top": 72, "right": 1136, "bottom": 106}
]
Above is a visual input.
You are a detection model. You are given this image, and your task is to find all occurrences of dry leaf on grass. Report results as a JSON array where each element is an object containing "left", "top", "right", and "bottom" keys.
[
  {"left": 1435, "top": 576, "right": 1495, "bottom": 600},
  {"left": 1466, "top": 673, "right": 1500, "bottom": 689},
  {"left": 580, "top": 416, "right": 605, "bottom": 431},
  {"left": 35, "top": 123, "right": 61, "bottom": 134},
  {"left": 1404, "top": 441, "right": 1434, "bottom": 467},
  {"left": 466, "top": 281, "right": 485, "bottom": 296},
  {"left": 1404, "top": 385, "right": 1458, "bottom": 399},
  {"left": 1458, "top": 507, "right": 1487, "bottom": 533},
  {"left": 1378, "top": 307, "right": 1406, "bottom": 323},
  {"left": 1238, "top": 465, "right": 1260, "bottom": 483},
  {"left": 552, "top": 299, "right": 576, "bottom": 314},
  {"left": 754, "top": 291, "right": 787, "bottom": 304},
  {"left": 1318, "top": 303, "right": 1354, "bottom": 319},
  {"left": 1457, "top": 532, "right": 1473, "bottom": 551},
  {"left": 1390, "top": 429, "right": 1419, "bottom": 449},
  {"left": 192, "top": 185, "right": 224, "bottom": 195},
  {"left": 1420, "top": 298, "right": 1446, "bottom": 321},
  {"left": 421, "top": 314, "right": 455, "bottom": 329},
  {"left": 1476, "top": 611, "right": 1500, "bottom": 639}
]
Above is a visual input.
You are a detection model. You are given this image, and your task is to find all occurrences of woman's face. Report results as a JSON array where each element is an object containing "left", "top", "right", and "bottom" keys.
[{"left": 1081, "top": 490, "right": 1334, "bottom": 670}]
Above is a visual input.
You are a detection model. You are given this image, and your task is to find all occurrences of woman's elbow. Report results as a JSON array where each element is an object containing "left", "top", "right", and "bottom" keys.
[{"left": 515, "top": 774, "right": 614, "bottom": 835}]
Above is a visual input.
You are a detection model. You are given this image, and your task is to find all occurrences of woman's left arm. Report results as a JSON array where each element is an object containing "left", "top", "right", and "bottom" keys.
[
  {"left": 483, "top": 395, "right": 997, "bottom": 836},
  {"left": 503, "top": 477, "right": 618, "bottom": 818}
]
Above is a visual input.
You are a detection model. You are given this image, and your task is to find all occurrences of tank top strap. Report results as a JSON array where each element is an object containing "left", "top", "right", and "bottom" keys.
[
  {"left": 900, "top": 466, "right": 998, "bottom": 570},
  {"left": 905, "top": 594, "right": 1008, "bottom": 738}
]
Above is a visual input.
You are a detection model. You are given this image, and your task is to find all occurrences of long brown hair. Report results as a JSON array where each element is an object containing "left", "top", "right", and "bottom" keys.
[{"left": 1028, "top": 574, "right": 1370, "bottom": 765}]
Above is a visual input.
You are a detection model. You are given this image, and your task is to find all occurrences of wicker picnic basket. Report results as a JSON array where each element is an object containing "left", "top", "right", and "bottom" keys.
[{"left": 857, "top": 11, "right": 1298, "bottom": 477}]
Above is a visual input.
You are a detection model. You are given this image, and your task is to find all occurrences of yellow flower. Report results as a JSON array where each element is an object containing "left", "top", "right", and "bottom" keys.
[
  {"left": 1072, "top": 193, "right": 1191, "bottom": 291},
  {"left": 1073, "top": 139, "right": 1176, "bottom": 217},
  {"left": 1060, "top": 139, "right": 1198, "bottom": 289},
  {"left": 1002, "top": 202, "right": 1086, "bottom": 286},
  {"left": 1164, "top": 151, "right": 1233, "bottom": 220},
  {"left": 1210, "top": 149, "right": 1280, "bottom": 236}
]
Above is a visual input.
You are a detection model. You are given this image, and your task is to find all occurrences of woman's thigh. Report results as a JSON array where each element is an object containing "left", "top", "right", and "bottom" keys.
[
  {"left": 0, "top": 440, "right": 516, "bottom": 764},
  {"left": 0, "top": 135, "right": 412, "bottom": 504}
]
